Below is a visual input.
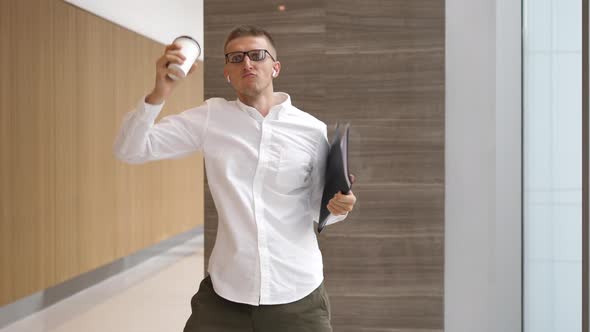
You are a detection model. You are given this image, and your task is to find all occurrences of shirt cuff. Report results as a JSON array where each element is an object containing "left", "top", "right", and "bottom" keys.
[
  {"left": 136, "top": 95, "right": 165, "bottom": 123},
  {"left": 324, "top": 211, "right": 349, "bottom": 226}
]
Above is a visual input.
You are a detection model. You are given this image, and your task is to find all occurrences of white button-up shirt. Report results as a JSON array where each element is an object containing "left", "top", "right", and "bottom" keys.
[{"left": 113, "top": 92, "right": 348, "bottom": 305}]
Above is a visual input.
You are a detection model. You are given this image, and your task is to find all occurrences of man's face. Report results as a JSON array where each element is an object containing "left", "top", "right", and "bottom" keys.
[{"left": 223, "top": 36, "right": 279, "bottom": 98}]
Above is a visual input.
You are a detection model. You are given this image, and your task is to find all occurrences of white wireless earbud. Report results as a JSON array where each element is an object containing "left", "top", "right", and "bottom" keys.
[
  {"left": 272, "top": 69, "right": 277, "bottom": 78},
  {"left": 226, "top": 76, "right": 231, "bottom": 83}
]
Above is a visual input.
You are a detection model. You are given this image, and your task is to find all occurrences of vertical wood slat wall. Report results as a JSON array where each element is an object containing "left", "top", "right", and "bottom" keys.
[
  {"left": 0, "top": 0, "right": 205, "bottom": 307},
  {"left": 203, "top": 0, "right": 444, "bottom": 330}
]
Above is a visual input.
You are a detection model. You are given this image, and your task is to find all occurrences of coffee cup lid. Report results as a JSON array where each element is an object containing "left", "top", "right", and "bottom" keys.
[{"left": 174, "top": 35, "right": 200, "bottom": 48}]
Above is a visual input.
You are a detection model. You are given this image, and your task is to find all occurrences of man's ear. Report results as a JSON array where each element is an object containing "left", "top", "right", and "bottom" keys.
[{"left": 272, "top": 62, "right": 281, "bottom": 78}]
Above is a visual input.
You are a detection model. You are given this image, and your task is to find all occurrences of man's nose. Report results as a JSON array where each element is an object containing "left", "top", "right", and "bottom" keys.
[{"left": 241, "top": 56, "right": 254, "bottom": 69}]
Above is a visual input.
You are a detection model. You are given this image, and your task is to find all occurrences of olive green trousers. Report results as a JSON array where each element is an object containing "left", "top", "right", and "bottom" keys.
[{"left": 182, "top": 275, "right": 333, "bottom": 332}]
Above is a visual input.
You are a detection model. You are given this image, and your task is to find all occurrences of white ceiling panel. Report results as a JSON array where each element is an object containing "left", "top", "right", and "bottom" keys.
[{"left": 64, "top": 0, "right": 204, "bottom": 57}]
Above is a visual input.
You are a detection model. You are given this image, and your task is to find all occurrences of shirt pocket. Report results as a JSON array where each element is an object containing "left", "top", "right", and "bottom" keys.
[{"left": 275, "top": 146, "right": 313, "bottom": 194}]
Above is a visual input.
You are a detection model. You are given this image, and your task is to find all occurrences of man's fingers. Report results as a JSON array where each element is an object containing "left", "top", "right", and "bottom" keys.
[
  {"left": 327, "top": 202, "right": 346, "bottom": 215},
  {"left": 165, "top": 43, "right": 182, "bottom": 51},
  {"left": 334, "top": 192, "right": 356, "bottom": 204},
  {"left": 329, "top": 197, "right": 353, "bottom": 212},
  {"left": 167, "top": 50, "right": 186, "bottom": 60},
  {"left": 156, "top": 54, "right": 185, "bottom": 70},
  {"left": 164, "top": 54, "right": 185, "bottom": 64},
  {"left": 330, "top": 198, "right": 349, "bottom": 209}
]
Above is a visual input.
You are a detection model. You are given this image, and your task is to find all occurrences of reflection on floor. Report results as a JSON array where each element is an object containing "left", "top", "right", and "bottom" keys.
[{"left": 0, "top": 235, "right": 204, "bottom": 332}]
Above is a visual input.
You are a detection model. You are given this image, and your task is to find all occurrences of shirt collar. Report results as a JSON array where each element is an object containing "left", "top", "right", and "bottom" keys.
[{"left": 236, "top": 92, "right": 291, "bottom": 122}]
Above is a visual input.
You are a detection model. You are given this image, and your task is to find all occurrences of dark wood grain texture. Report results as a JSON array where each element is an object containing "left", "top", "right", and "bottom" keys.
[{"left": 204, "top": 0, "right": 444, "bottom": 330}]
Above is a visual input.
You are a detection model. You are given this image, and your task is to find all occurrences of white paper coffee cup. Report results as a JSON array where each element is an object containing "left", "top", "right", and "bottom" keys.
[{"left": 167, "top": 35, "right": 201, "bottom": 81}]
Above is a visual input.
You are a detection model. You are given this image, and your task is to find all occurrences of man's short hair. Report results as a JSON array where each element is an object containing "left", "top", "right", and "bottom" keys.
[{"left": 224, "top": 25, "right": 277, "bottom": 55}]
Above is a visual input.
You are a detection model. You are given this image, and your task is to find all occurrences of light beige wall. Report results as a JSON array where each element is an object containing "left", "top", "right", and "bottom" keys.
[{"left": 0, "top": 0, "right": 204, "bottom": 306}]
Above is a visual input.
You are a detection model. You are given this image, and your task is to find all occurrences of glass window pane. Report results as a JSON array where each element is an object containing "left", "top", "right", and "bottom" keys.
[{"left": 523, "top": 0, "right": 583, "bottom": 331}]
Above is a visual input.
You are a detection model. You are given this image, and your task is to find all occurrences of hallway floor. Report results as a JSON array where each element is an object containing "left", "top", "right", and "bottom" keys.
[{"left": 0, "top": 235, "right": 205, "bottom": 332}]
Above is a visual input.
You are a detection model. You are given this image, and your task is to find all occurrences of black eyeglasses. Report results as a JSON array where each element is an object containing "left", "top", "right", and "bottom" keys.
[{"left": 224, "top": 49, "right": 276, "bottom": 64}]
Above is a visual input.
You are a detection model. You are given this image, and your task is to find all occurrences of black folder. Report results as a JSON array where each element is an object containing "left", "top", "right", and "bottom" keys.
[{"left": 318, "top": 122, "right": 353, "bottom": 233}]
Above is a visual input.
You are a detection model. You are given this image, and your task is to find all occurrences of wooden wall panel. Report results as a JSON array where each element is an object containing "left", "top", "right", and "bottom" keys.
[
  {"left": 323, "top": 1, "right": 444, "bottom": 331},
  {"left": 0, "top": 0, "right": 205, "bottom": 306},
  {"left": 204, "top": 0, "right": 444, "bottom": 330},
  {"left": 0, "top": 0, "right": 57, "bottom": 305}
]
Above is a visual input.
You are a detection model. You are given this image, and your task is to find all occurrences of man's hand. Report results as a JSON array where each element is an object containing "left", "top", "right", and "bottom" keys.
[
  {"left": 147, "top": 43, "right": 199, "bottom": 105},
  {"left": 327, "top": 191, "right": 357, "bottom": 216}
]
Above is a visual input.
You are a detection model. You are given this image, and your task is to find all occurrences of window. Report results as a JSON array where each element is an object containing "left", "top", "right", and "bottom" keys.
[{"left": 523, "top": 0, "right": 583, "bottom": 331}]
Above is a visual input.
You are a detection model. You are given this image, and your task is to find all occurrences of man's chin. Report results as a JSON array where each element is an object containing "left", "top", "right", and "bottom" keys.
[{"left": 239, "top": 86, "right": 261, "bottom": 97}]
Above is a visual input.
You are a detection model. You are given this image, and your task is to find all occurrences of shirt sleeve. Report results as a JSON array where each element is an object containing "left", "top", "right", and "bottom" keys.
[
  {"left": 112, "top": 95, "right": 209, "bottom": 164},
  {"left": 309, "top": 123, "right": 349, "bottom": 227}
]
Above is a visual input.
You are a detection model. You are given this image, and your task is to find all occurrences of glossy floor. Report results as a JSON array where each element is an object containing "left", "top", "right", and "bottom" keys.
[{"left": 0, "top": 235, "right": 205, "bottom": 332}]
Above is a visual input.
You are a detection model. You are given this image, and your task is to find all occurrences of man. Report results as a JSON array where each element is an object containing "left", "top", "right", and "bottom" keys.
[{"left": 113, "top": 25, "right": 357, "bottom": 332}]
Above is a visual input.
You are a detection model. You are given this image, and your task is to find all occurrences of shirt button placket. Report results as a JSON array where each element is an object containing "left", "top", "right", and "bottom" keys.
[{"left": 254, "top": 120, "right": 272, "bottom": 304}]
